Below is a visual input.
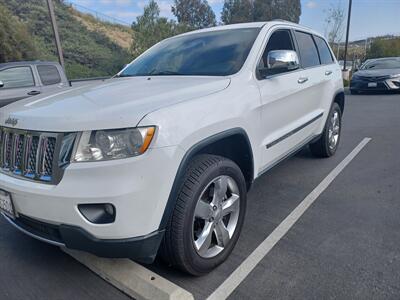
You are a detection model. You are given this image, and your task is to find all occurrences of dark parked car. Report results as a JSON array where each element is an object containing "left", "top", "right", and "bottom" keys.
[{"left": 350, "top": 57, "right": 400, "bottom": 94}]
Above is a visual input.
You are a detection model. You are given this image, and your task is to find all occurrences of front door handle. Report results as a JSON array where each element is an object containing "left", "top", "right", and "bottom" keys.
[
  {"left": 325, "top": 70, "right": 333, "bottom": 76},
  {"left": 27, "top": 90, "right": 41, "bottom": 96},
  {"left": 298, "top": 77, "right": 309, "bottom": 84}
]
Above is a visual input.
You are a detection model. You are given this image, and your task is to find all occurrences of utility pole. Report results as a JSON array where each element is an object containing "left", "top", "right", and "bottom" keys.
[
  {"left": 343, "top": 0, "right": 352, "bottom": 71},
  {"left": 46, "top": 0, "right": 65, "bottom": 69}
]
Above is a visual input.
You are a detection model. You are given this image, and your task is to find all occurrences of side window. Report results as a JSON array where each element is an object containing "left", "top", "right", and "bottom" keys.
[
  {"left": 260, "top": 29, "right": 295, "bottom": 75},
  {"left": 294, "top": 31, "right": 320, "bottom": 68},
  {"left": 314, "top": 36, "right": 334, "bottom": 64},
  {"left": 37, "top": 65, "right": 61, "bottom": 85},
  {"left": 0, "top": 67, "right": 34, "bottom": 89}
]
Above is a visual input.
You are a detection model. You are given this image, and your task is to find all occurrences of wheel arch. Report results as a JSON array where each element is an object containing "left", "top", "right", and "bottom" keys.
[
  {"left": 333, "top": 89, "right": 345, "bottom": 114},
  {"left": 159, "top": 127, "right": 254, "bottom": 230}
]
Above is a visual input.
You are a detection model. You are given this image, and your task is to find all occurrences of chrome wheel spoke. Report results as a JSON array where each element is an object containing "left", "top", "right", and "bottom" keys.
[
  {"left": 195, "top": 221, "right": 214, "bottom": 256},
  {"left": 195, "top": 200, "right": 212, "bottom": 220},
  {"left": 333, "top": 124, "right": 340, "bottom": 135},
  {"left": 214, "top": 221, "right": 230, "bottom": 248},
  {"left": 222, "top": 194, "right": 239, "bottom": 216},
  {"left": 213, "top": 176, "right": 228, "bottom": 204}
]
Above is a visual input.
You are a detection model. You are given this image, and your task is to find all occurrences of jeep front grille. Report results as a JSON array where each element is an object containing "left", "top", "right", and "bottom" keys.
[{"left": 0, "top": 127, "right": 69, "bottom": 183}]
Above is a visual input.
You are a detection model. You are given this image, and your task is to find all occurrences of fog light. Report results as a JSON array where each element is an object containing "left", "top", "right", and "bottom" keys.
[{"left": 78, "top": 203, "right": 116, "bottom": 224}]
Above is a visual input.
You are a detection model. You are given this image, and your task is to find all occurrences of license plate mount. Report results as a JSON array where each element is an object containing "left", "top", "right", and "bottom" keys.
[{"left": 0, "top": 189, "right": 15, "bottom": 219}]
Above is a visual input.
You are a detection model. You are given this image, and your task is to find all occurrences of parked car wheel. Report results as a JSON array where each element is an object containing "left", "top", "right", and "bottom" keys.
[
  {"left": 161, "top": 154, "right": 247, "bottom": 275},
  {"left": 310, "top": 102, "right": 342, "bottom": 158}
]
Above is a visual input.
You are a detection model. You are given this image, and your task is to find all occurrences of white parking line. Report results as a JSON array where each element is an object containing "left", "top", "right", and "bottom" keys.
[{"left": 207, "top": 138, "right": 372, "bottom": 300}]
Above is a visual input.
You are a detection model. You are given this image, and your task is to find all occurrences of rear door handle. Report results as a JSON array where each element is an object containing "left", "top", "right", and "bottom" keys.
[
  {"left": 325, "top": 70, "right": 333, "bottom": 76},
  {"left": 27, "top": 90, "right": 41, "bottom": 96},
  {"left": 298, "top": 77, "right": 309, "bottom": 84}
]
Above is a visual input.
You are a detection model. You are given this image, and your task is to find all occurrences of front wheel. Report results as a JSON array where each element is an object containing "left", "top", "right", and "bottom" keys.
[
  {"left": 310, "top": 102, "right": 342, "bottom": 158},
  {"left": 160, "top": 154, "right": 247, "bottom": 275}
]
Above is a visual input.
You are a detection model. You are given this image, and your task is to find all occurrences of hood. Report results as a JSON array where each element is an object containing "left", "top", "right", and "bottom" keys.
[
  {"left": 354, "top": 68, "right": 400, "bottom": 78},
  {"left": 0, "top": 76, "right": 230, "bottom": 132}
]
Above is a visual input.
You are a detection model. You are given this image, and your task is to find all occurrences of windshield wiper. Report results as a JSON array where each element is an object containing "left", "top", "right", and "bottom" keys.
[{"left": 148, "top": 70, "right": 184, "bottom": 76}]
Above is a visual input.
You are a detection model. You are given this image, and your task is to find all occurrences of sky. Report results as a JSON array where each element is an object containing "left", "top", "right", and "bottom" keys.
[{"left": 66, "top": 0, "right": 400, "bottom": 41}]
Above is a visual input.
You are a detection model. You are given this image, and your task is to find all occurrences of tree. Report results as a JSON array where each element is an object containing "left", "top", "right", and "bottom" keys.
[
  {"left": 131, "top": 0, "right": 180, "bottom": 57},
  {"left": 172, "top": 0, "right": 216, "bottom": 29},
  {"left": 221, "top": 0, "right": 253, "bottom": 24},
  {"left": 367, "top": 37, "right": 400, "bottom": 59},
  {"left": 222, "top": 0, "right": 301, "bottom": 24},
  {"left": 324, "top": 3, "right": 345, "bottom": 57}
]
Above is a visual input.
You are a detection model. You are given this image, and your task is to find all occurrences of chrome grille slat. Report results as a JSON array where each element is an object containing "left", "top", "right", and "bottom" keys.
[{"left": 0, "top": 127, "right": 59, "bottom": 183}]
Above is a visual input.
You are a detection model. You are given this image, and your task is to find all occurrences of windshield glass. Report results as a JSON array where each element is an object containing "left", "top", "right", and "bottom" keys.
[
  {"left": 120, "top": 28, "right": 260, "bottom": 77},
  {"left": 361, "top": 59, "right": 400, "bottom": 70}
]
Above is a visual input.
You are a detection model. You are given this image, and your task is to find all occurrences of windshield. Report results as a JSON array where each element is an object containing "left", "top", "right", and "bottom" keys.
[
  {"left": 361, "top": 58, "right": 400, "bottom": 70},
  {"left": 120, "top": 28, "right": 261, "bottom": 77}
]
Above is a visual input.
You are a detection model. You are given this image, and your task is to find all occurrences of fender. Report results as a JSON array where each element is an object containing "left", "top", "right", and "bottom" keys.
[{"left": 158, "top": 127, "right": 254, "bottom": 230}]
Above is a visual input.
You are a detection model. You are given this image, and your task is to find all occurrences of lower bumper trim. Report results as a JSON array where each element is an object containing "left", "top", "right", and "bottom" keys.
[{"left": 2, "top": 213, "right": 164, "bottom": 264}]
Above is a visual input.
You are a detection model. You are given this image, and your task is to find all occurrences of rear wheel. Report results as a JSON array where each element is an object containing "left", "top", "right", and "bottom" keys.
[
  {"left": 160, "top": 154, "right": 247, "bottom": 275},
  {"left": 310, "top": 102, "right": 342, "bottom": 158}
]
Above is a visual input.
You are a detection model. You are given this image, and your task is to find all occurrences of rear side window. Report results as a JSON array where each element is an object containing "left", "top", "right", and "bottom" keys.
[
  {"left": 314, "top": 36, "right": 334, "bottom": 64},
  {"left": 0, "top": 67, "right": 35, "bottom": 89},
  {"left": 294, "top": 31, "right": 320, "bottom": 68},
  {"left": 37, "top": 65, "right": 61, "bottom": 85}
]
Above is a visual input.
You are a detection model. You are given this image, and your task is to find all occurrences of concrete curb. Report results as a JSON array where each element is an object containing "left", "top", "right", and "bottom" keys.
[{"left": 63, "top": 248, "right": 194, "bottom": 300}]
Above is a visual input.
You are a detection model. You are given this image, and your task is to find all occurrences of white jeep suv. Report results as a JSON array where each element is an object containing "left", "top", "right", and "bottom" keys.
[{"left": 0, "top": 21, "right": 344, "bottom": 275}]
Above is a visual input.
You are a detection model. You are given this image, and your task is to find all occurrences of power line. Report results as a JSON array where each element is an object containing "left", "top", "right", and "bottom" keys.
[{"left": 67, "top": 1, "right": 131, "bottom": 26}]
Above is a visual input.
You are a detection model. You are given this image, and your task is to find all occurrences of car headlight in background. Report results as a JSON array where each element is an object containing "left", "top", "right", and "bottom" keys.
[{"left": 73, "top": 126, "right": 155, "bottom": 162}]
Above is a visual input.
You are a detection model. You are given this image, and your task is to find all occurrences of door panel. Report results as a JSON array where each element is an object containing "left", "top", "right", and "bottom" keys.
[
  {"left": 257, "top": 69, "right": 323, "bottom": 170},
  {"left": 0, "top": 66, "right": 40, "bottom": 107}
]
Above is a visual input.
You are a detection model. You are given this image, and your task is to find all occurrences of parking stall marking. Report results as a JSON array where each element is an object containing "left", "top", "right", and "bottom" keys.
[{"left": 207, "top": 138, "right": 372, "bottom": 300}]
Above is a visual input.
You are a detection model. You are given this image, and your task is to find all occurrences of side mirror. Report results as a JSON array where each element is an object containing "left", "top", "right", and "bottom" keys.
[
  {"left": 258, "top": 50, "right": 300, "bottom": 78},
  {"left": 0, "top": 80, "right": 4, "bottom": 88},
  {"left": 267, "top": 50, "right": 300, "bottom": 71}
]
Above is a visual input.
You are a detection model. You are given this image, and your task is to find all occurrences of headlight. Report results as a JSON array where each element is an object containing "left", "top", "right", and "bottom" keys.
[
  {"left": 73, "top": 126, "right": 155, "bottom": 162},
  {"left": 389, "top": 74, "right": 400, "bottom": 79}
]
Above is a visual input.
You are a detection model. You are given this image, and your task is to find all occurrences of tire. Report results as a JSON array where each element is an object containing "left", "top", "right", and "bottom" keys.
[
  {"left": 309, "top": 102, "right": 342, "bottom": 158},
  {"left": 160, "top": 154, "right": 247, "bottom": 275}
]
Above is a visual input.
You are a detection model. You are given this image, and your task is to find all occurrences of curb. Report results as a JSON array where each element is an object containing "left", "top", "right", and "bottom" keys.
[{"left": 63, "top": 248, "right": 194, "bottom": 300}]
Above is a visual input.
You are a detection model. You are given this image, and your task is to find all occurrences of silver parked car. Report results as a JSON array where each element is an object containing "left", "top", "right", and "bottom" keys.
[{"left": 0, "top": 61, "right": 69, "bottom": 107}]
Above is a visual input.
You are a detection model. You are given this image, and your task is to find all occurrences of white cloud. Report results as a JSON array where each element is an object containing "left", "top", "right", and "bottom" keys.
[{"left": 306, "top": 1, "right": 318, "bottom": 9}]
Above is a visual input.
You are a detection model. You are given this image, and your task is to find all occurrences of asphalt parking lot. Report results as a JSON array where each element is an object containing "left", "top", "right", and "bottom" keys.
[{"left": 1, "top": 92, "right": 399, "bottom": 300}]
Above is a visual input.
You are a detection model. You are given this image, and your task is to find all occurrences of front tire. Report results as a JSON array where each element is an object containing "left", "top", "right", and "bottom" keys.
[
  {"left": 160, "top": 154, "right": 247, "bottom": 275},
  {"left": 310, "top": 102, "right": 342, "bottom": 158}
]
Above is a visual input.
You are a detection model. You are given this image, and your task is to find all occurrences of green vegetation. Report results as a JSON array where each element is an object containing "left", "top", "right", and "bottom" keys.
[
  {"left": 0, "top": 0, "right": 132, "bottom": 79},
  {"left": 221, "top": 0, "right": 301, "bottom": 24},
  {"left": 0, "top": 5, "right": 38, "bottom": 62},
  {"left": 367, "top": 37, "right": 400, "bottom": 59},
  {"left": 172, "top": 0, "right": 216, "bottom": 30}
]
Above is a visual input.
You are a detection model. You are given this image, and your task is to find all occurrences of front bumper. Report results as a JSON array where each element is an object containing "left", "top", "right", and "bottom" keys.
[
  {"left": 0, "top": 145, "right": 184, "bottom": 260},
  {"left": 3, "top": 213, "right": 164, "bottom": 263},
  {"left": 350, "top": 77, "right": 400, "bottom": 92}
]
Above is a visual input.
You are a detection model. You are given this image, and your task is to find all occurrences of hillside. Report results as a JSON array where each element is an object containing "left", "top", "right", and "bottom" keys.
[
  {"left": 69, "top": 7, "right": 133, "bottom": 50},
  {"left": 0, "top": 0, "right": 133, "bottom": 79}
]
